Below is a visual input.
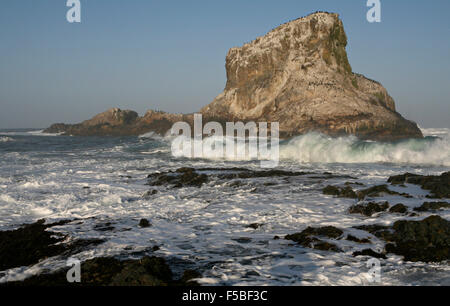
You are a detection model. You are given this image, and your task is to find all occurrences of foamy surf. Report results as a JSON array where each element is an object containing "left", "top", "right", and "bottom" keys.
[
  {"left": 0, "top": 136, "right": 13, "bottom": 142},
  {"left": 167, "top": 129, "right": 450, "bottom": 166},
  {"left": 0, "top": 130, "right": 62, "bottom": 137},
  {"left": 27, "top": 130, "right": 64, "bottom": 136},
  {"left": 279, "top": 131, "right": 450, "bottom": 166}
]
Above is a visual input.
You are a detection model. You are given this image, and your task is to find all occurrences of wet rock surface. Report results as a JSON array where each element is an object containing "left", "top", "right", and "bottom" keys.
[
  {"left": 146, "top": 167, "right": 321, "bottom": 189},
  {"left": 285, "top": 226, "right": 343, "bottom": 252},
  {"left": 356, "top": 216, "right": 450, "bottom": 263},
  {"left": 389, "top": 204, "right": 409, "bottom": 214},
  {"left": 246, "top": 223, "right": 264, "bottom": 230},
  {"left": 3, "top": 256, "right": 200, "bottom": 286},
  {"left": 142, "top": 189, "right": 158, "bottom": 198},
  {"left": 385, "top": 216, "right": 450, "bottom": 262},
  {"left": 0, "top": 219, "right": 104, "bottom": 271},
  {"left": 414, "top": 202, "right": 450, "bottom": 212},
  {"left": 353, "top": 224, "right": 395, "bottom": 242},
  {"left": 323, "top": 183, "right": 414, "bottom": 201},
  {"left": 353, "top": 249, "right": 386, "bottom": 259},
  {"left": 2, "top": 170, "right": 449, "bottom": 285},
  {"left": 356, "top": 185, "right": 411, "bottom": 200},
  {"left": 346, "top": 235, "right": 371, "bottom": 244},
  {"left": 323, "top": 185, "right": 357, "bottom": 198},
  {"left": 138, "top": 219, "right": 151, "bottom": 228},
  {"left": 388, "top": 172, "right": 450, "bottom": 199},
  {"left": 349, "top": 201, "right": 389, "bottom": 217},
  {"left": 0, "top": 219, "right": 201, "bottom": 286},
  {"left": 147, "top": 168, "right": 209, "bottom": 188},
  {"left": 94, "top": 222, "right": 115, "bottom": 232}
]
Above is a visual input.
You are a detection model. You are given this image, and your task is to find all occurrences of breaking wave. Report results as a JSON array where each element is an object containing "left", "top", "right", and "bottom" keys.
[
  {"left": 279, "top": 130, "right": 450, "bottom": 166},
  {"left": 167, "top": 128, "right": 450, "bottom": 166},
  {"left": 0, "top": 136, "right": 13, "bottom": 143}
]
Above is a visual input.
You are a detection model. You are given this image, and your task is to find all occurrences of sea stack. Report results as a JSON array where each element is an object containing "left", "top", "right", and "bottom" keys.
[
  {"left": 45, "top": 12, "right": 423, "bottom": 141},
  {"left": 201, "top": 12, "right": 423, "bottom": 140}
]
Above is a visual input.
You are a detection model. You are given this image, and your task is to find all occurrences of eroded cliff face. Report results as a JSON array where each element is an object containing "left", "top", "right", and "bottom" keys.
[
  {"left": 45, "top": 12, "right": 422, "bottom": 140},
  {"left": 201, "top": 12, "right": 422, "bottom": 140}
]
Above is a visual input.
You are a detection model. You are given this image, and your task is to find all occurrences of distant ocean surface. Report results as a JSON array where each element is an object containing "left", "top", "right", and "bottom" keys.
[{"left": 0, "top": 128, "right": 449, "bottom": 285}]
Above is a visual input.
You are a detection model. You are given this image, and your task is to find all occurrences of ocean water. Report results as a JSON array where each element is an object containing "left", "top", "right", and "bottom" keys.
[{"left": 0, "top": 128, "right": 449, "bottom": 285}]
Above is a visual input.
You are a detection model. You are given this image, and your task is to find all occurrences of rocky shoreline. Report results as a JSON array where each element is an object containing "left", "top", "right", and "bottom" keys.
[
  {"left": 0, "top": 170, "right": 448, "bottom": 286},
  {"left": 0, "top": 219, "right": 200, "bottom": 286}
]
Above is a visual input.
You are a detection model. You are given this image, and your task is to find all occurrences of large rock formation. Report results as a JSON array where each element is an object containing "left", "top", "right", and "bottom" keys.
[
  {"left": 45, "top": 12, "right": 423, "bottom": 140},
  {"left": 201, "top": 12, "right": 422, "bottom": 140}
]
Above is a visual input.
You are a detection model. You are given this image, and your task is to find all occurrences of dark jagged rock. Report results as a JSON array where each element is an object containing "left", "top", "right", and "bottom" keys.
[
  {"left": 322, "top": 185, "right": 340, "bottom": 195},
  {"left": 356, "top": 185, "right": 411, "bottom": 201},
  {"left": 385, "top": 216, "right": 450, "bottom": 262},
  {"left": 356, "top": 216, "right": 450, "bottom": 263},
  {"left": 0, "top": 219, "right": 65, "bottom": 271},
  {"left": 147, "top": 168, "right": 208, "bottom": 188},
  {"left": 3, "top": 256, "right": 201, "bottom": 286},
  {"left": 147, "top": 167, "right": 316, "bottom": 189},
  {"left": 142, "top": 189, "right": 158, "bottom": 199},
  {"left": 180, "top": 270, "right": 202, "bottom": 286},
  {"left": 285, "top": 226, "right": 343, "bottom": 252},
  {"left": 94, "top": 222, "right": 115, "bottom": 232},
  {"left": 345, "top": 181, "right": 364, "bottom": 186},
  {"left": 246, "top": 223, "right": 264, "bottom": 230},
  {"left": 232, "top": 237, "right": 252, "bottom": 244},
  {"left": 109, "top": 256, "right": 172, "bottom": 286},
  {"left": 413, "top": 202, "right": 450, "bottom": 212},
  {"left": 0, "top": 219, "right": 104, "bottom": 271},
  {"left": 299, "top": 226, "right": 344, "bottom": 239},
  {"left": 353, "top": 224, "right": 395, "bottom": 242},
  {"left": 346, "top": 235, "right": 371, "bottom": 244},
  {"left": 313, "top": 241, "right": 341, "bottom": 252},
  {"left": 138, "top": 219, "right": 151, "bottom": 228},
  {"left": 349, "top": 202, "right": 389, "bottom": 217},
  {"left": 217, "top": 169, "right": 311, "bottom": 180},
  {"left": 353, "top": 249, "right": 386, "bottom": 259},
  {"left": 388, "top": 172, "right": 450, "bottom": 199},
  {"left": 323, "top": 185, "right": 357, "bottom": 198},
  {"left": 389, "top": 203, "right": 409, "bottom": 214}
]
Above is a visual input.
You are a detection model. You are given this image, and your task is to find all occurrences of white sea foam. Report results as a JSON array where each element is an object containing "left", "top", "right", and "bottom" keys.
[
  {"left": 420, "top": 127, "right": 450, "bottom": 137},
  {"left": 0, "top": 130, "right": 62, "bottom": 137},
  {"left": 138, "top": 131, "right": 157, "bottom": 138},
  {"left": 0, "top": 136, "right": 13, "bottom": 142},
  {"left": 279, "top": 131, "right": 450, "bottom": 166},
  {"left": 28, "top": 130, "right": 64, "bottom": 136},
  {"left": 170, "top": 129, "right": 450, "bottom": 166}
]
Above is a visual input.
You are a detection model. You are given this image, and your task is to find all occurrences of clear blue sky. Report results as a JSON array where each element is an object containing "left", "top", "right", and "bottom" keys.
[{"left": 0, "top": 0, "right": 449, "bottom": 129}]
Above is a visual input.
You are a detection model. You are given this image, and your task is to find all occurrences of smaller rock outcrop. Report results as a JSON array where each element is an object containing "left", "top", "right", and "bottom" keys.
[
  {"left": 388, "top": 172, "right": 450, "bottom": 199},
  {"left": 45, "top": 108, "right": 185, "bottom": 136},
  {"left": 349, "top": 202, "right": 389, "bottom": 217},
  {"left": 3, "top": 256, "right": 200, "bottom": 286},
  {"left": 356, "top": 215, "right": 450, "bottom": 263},
  {"left": 323, "top": 185, "right": 357, "bottom": 198},
  {"left": 0, "top": 219, "right": 104, "bottom": 271},
  {"left": 413, "top": 202, "right": 450, "bottom": 212},
  {"left": 285, "top": 226, "right": 343, "bottom": 252}
]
